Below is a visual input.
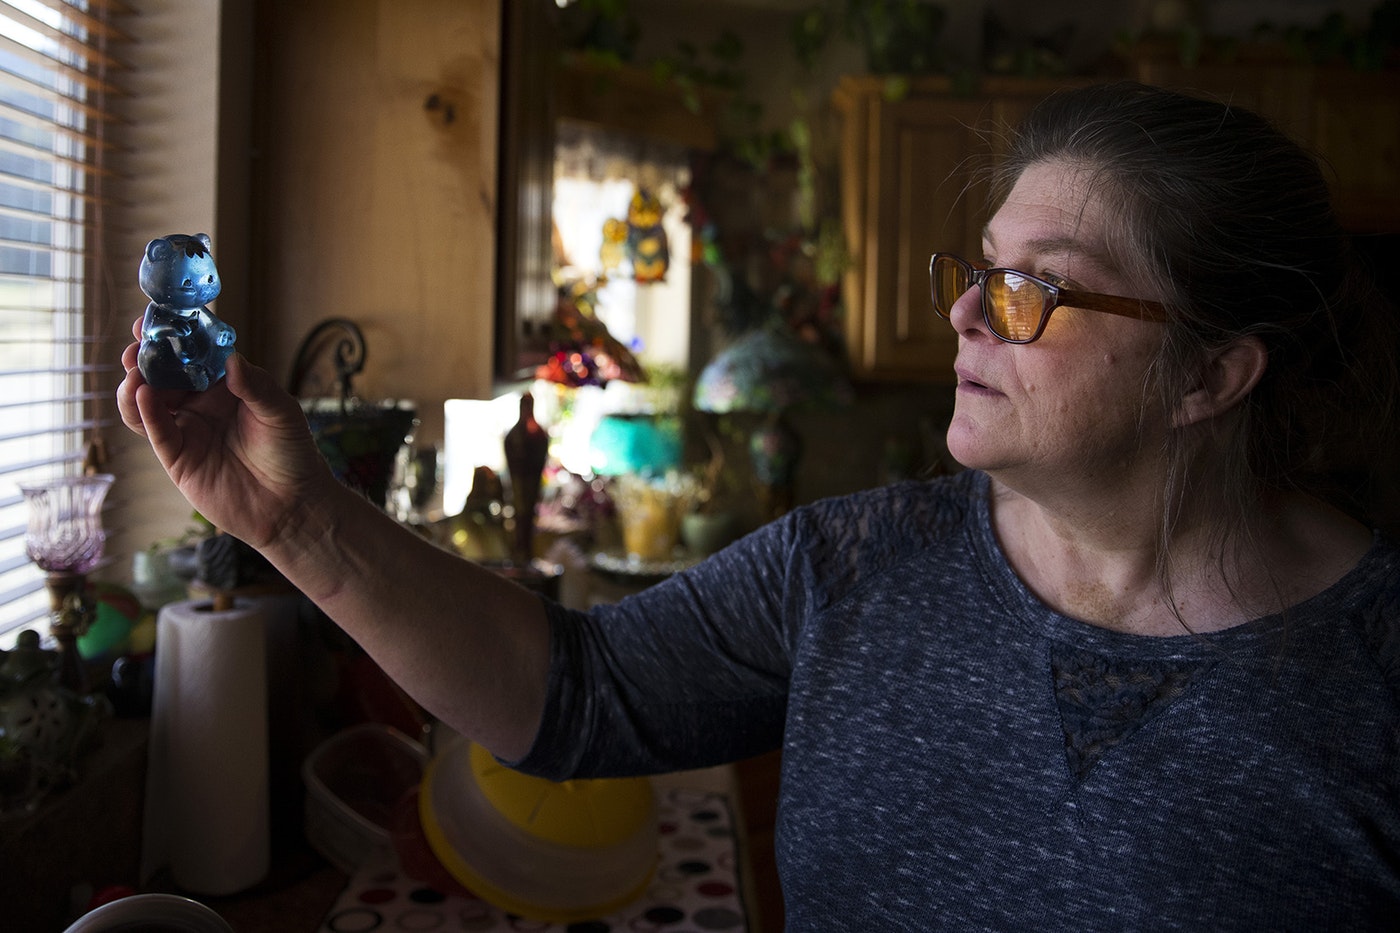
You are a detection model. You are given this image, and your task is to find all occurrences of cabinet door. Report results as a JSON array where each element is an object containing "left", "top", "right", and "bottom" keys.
[
  {"left": 1307, "top": 69, "right": 1400, "bottom": 233},
  {"left": 1132, "top": 51, "right": 1400, "bottom": 234},
  {"left": 846, "top": 95, "right": 1040, "bottom": 382},
  {"left": 1132, "top": 54, "right": 1314, "bottom": 145},
  {"left": 845, "top": 96, "right": 983, "bottom": 381}
]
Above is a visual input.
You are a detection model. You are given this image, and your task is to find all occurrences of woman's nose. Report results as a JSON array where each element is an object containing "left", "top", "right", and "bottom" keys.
[{"left": 946, "top": 281, "right": 987, "bottom": 337}]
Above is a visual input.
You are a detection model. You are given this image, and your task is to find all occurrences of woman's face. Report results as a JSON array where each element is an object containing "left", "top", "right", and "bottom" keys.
[{"left": 944, "top": 160, "right": 1170, "bottom": 495}]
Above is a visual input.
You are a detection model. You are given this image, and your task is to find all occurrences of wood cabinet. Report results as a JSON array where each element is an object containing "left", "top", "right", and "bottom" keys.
[
  {"left": 1130, "top": 46, "right": 1400, "bottom": 235},
  {"left": 834, "top": 60, "right": 1400, "bottom": 383},
  {"left": 1307, "top": 68, "right": 1400, "bottom": 233},
  {"left": 833, "top": 76, "right": 1074, "bottom": 383}
]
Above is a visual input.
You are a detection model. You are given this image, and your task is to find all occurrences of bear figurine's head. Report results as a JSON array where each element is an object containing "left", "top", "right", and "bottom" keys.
[{"left": 139, "top": 233, "right": 221, "bottom": 309}]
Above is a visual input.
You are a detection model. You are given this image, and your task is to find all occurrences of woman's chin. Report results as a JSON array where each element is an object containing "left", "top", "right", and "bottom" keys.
[{"left": 945, "top": 417, "right": 991, "bottom": 471}]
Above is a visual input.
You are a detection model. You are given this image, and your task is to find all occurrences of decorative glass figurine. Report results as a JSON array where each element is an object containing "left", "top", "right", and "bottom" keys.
[
  {"left": 504, "top": 392, "right": 549, "bottom": 565},
  {"left": 137, "top": 233, "right": 236, "bottom": 390}
]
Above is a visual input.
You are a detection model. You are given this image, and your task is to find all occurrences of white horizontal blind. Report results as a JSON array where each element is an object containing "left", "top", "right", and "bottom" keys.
[{"left": 0, "top": 0, "right": 126, "bottom": 648}]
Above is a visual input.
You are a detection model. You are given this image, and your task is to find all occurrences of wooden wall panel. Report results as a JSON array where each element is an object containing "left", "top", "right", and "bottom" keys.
[{"left": 252, "top": 0, "right": 501, "bottom": 442}]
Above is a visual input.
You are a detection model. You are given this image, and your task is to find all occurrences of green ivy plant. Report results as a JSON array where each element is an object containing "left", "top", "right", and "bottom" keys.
[
  {"left": 1114, "top": 0, "right": 1399, "bottom": 71},
  {"left": 1262, "top": 0, "right": 1400, "bottom": 70}
]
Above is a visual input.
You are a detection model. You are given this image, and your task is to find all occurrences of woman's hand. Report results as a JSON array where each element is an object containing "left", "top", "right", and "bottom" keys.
[
  {"left": 122, "top": 321, "right": 553, "bottom": 758},
  {"left": 117, "top": 317, "right": 333, "bottom": 551}
]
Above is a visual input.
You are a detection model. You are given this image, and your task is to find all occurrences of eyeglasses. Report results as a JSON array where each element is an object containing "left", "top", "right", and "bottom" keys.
[{"left": 929, "top": 252, "right": 1168, "bottom": 344}]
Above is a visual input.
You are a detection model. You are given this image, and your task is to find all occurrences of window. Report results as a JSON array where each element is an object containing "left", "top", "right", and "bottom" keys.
[
  {"left": 442, "top": 125, "right": 695, "bottom": 515},
  {"left": 0, "top": 0, "right": 126, "bottom": 648},
  {"left": 546, "top": 123, "right": 693, "bottom": 475},
  {"left": 546, "top": 170, "right": 692, "bottom": 477}
]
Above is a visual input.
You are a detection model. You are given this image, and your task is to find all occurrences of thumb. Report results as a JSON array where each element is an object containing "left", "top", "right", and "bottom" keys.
[{"left": 225, "top": 353, "right": 303, "bottom": 424}]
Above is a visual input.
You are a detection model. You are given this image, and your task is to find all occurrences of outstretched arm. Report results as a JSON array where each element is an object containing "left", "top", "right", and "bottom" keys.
[{"left": 117, "top": 324, "right": 550, "bottom": 759}]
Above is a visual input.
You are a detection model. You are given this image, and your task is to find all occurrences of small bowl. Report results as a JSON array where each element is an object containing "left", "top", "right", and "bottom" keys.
[{"left": 63, "top": 893, "right": 233, "bottom": 933}]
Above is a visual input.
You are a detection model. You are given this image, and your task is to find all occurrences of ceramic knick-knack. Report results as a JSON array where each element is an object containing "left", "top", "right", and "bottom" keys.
[
  {"left": 137, "top": 233, "right": 236, "bottom": 391},
  {"left": 0, "top": 629, "right": 110, "bottom": 811},
  {"left": 449, "top": 466, "right": 511, "bottom": 562}
]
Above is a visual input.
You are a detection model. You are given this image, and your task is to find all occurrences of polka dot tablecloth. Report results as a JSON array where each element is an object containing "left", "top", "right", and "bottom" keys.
[{"left": 318, "top": 788, "right": 748, "bottom": 933}]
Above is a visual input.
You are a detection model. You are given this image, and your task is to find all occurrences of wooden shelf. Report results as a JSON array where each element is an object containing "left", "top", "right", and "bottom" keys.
[{"left": 555, "top": 58, "right": 726, "bottom": 151}]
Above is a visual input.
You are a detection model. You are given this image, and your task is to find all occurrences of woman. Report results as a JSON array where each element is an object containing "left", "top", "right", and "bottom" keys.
[{"left": 119, "top": 83, "right": 1400, "bottom": 928}]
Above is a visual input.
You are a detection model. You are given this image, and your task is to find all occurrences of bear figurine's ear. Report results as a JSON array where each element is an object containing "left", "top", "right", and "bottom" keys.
[
  {"left": 145, "top": 237, "right": 173, "bottom": 262},
  {"left": 194, "top": 232, "right": 212, "bottom": 251}
]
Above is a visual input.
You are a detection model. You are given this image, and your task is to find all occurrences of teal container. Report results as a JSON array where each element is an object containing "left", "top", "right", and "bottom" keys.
[{"left": 589, "top": 414, "right": 681, "bottom": 476}]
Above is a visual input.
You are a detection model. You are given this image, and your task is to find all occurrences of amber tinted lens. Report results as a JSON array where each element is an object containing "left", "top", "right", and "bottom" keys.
[
  {"left": 931, "top": 255, "right": 970, "bottom": 318},
  {"left": 984, "top": 271, "right": 1050, "bottom": 342}
]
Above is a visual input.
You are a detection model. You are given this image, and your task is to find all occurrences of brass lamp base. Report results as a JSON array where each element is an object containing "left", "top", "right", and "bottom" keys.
[{"left": 44, "top": 571, "right": 94, "bottom": 694}]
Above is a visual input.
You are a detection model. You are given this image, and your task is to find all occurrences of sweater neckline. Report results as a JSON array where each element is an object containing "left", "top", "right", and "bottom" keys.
[{"left": 962, "top": 468, "right": 1386, "bottom": 659}]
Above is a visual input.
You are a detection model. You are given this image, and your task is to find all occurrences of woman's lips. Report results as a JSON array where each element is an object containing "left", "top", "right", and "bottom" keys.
[{"left": 954, "top": 365, "right": 995, "bottom": 394}]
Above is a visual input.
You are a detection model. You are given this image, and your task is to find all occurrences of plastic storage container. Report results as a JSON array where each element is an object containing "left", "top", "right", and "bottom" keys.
[{"left": 302, "top": 723, "right": 428, "bottom": 873}]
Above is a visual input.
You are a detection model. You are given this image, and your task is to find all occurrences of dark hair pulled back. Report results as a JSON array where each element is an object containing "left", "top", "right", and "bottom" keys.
[{"left": 994, "top": 81, "right": 1399, "bottom": 533}]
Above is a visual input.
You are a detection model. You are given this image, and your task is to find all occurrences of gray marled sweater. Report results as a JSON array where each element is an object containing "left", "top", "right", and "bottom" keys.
[{"left": 515, "top": 469, "right": 1400, "bottom": 930}]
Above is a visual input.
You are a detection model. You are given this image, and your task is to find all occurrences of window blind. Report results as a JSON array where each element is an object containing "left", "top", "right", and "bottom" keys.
[{"left": 0, "top": 0, "right": 128, "bottom": 648}]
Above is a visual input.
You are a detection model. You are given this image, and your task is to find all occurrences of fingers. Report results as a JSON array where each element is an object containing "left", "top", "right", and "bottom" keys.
[
  {"left": 117, "top": 341, "right": 187, "bottom": 436},
  {"left": 133, "top": 382, "right": 183, "bottom": 474},
  {"left": 116, "top": 361, "right": 148, "bottom": 437},
  {"left": 118, "top": 321, "right": 143, "bottom": 432}
]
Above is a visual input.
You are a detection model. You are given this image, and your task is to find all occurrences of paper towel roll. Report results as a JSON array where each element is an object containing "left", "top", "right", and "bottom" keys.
[{"left": 143, "top": 598, "right": 270, "bottom": 895}]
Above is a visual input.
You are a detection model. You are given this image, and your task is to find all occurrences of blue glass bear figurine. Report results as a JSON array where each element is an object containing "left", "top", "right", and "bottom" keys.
[{"left": 137, "top": 233, "right": 236, "bottom": 391}]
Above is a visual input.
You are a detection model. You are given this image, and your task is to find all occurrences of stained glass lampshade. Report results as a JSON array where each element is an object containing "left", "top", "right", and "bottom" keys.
[
  {"left": 692, "top": 325, "right": 852, "bottom": 518},
  {"left": 534, "top": 283, "right": 646, "bottom": 389},
  {"left": 692, "top": 325, "right": 851, "bottom": 416}
]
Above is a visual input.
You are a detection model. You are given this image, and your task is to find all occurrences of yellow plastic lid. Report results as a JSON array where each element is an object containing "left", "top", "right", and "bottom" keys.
[
  {"left": 419, "top": 737, "right": 659, "bottom": 924},
  {"left": 467, "top": 742, "right": 653, "bottom": 849}
]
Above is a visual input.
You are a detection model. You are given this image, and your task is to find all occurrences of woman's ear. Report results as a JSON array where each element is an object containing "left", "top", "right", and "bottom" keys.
[{"left": 1173, "top": 336, "right": 1268, "bottom": 428}]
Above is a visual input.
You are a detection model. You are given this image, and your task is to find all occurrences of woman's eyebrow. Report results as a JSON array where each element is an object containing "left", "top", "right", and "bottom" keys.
[{"left": 983, "top": 226, "right": 1116, "bottom": 273}]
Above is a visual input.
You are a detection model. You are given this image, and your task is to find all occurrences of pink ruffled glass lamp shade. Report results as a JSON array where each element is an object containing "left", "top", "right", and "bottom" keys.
[
  {"left": 18, "top": 474, "right": 115, "bottom": 693},
  {"left": 20, "top": 475, "right": 114, "bottom": 575},
  {"left": 692, "top": 325, "right": 852, "bottom": 518}
]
